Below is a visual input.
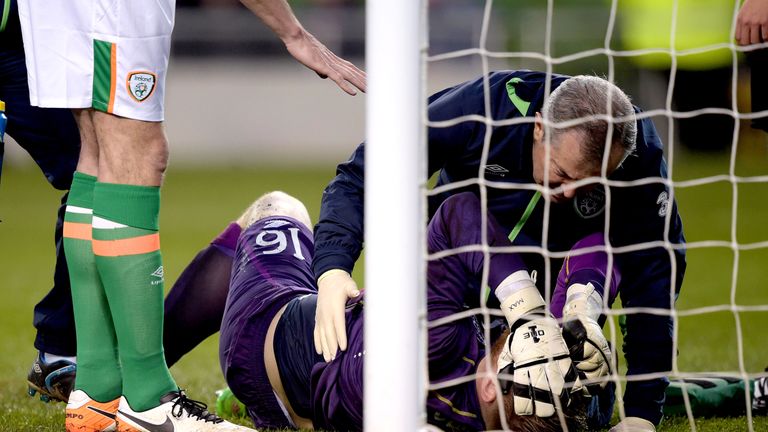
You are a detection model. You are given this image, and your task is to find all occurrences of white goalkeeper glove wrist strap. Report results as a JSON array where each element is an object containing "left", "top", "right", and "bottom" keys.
[
  {"left": 562, "top": 282, "right": 603, "bottom": 322},
  {"left": 496, "top": 272, "right": 545, "bottom": 326}
]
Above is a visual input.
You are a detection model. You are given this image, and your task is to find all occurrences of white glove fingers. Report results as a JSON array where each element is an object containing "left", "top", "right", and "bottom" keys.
[
  {"left": 334, "top": 308, "right": 348, "bottom": 352},
  {"left": 536, "top": 367, "right": 559, "bottom": 418},
  {"left": 581, "top": 338, "right": 612, "bottom": 373},
  {"left": 550, "top": 360, "right": 575, "bottom": 410},
  {"left": 512, "top": 369, "right": 534, "bottom": 415},
  {"left": 513, "top": 395, "right": 534, "bottom": 417},
  {"left": 319, "top": 326, "right": 333, "bottom": 362},
  {"left": 313, "top": 326, "right": 323, "bottom": 355}
]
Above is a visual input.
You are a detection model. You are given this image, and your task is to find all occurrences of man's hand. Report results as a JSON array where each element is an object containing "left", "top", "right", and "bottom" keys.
[
  {"left": 736, "top": 0, "right": 768, "bottom": 46},
  {"left": 314, "top": 269, "right": 360, "bottom": 362},
  {"left": 284, "top": 29, "right": 367, "bottom": 96},
  {"left": 609, "top": 417, "right": 656, "bottom": 432},
  {"left": 497, "top": 316, "right": 581, "bottom": 417},
  {"left": 562, "top": 315, "right": 612, "bottom": 393},
  {"left": 239, "top": 0, "right": 366, "bottom": 95}
]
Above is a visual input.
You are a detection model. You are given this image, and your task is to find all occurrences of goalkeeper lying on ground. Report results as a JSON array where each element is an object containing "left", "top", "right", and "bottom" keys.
[{"left": 214, "top": 190, "right": 624, "bottom": 431}]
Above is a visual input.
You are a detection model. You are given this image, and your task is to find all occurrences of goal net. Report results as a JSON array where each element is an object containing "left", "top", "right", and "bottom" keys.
[{"left": 364, "top": 0, "right": 768, "bottom": 431}]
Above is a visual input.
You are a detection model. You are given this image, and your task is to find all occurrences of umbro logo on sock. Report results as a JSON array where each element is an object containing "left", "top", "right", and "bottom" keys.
[
  {"left": 150, "top": 266, "right": 165, "bottom": 285},
  {"left": 151, "top": 266, "right": 164, "bottom": 278},
  {"left": 118, "top": 410, "right": 174, "bottom": 432}
]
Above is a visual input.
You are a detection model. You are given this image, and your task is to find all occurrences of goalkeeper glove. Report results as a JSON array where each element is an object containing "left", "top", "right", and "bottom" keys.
[
  {"left": 609, "top": 417, "right": 656, "bottom": 432},
  {"left": 495, "top": 271, "right": 582, "bottom": 417},
  {"left": 561, "top": 282, "right": 613, "bottom": 393}
]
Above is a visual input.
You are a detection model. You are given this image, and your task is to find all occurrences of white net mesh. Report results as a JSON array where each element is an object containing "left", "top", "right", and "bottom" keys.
[{"left": 420, "top": 0, "right": 768, "bottom": 430}]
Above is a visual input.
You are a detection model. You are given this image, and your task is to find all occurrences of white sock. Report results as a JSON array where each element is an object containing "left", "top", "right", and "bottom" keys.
[{"left": 42, "top": 352, "right": 77, "bottom": 364}]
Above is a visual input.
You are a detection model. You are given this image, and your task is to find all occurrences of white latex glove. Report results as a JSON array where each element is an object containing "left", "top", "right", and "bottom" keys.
[
  {"left": 609, "top": 417, "right": 656, "bottom": 432},
  {"left": 561, "top": 283, "right": 612, "bottom": 393},
  {"left": 314, "top": 269, "right": 360, "bottom": 362}
]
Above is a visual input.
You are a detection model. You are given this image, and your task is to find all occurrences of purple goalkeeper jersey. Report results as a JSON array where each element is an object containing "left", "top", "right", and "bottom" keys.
[{"left": 221, "top": 217, "right": 315, "bottom": 330}]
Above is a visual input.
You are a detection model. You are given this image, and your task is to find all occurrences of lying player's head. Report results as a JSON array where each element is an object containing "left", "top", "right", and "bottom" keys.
[
  {"left": 236, "top": 190, "right": 312, "bottom": 230},
  {"left": 531, "top": 75, "right": 637, "bottom": 202},
  {"left": 475, "top": 329, "right": 587, "bottom": 431}
]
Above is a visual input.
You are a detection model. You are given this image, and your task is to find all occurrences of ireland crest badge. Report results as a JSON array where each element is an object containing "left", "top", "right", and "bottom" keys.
[{"left": 126, "top": 71, "right": 157, "bottom": 102}]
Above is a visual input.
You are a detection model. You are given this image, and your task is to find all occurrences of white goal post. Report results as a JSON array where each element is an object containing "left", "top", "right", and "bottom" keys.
[{"left": 364, "top": 0, "right": 425, "bottom": 431}]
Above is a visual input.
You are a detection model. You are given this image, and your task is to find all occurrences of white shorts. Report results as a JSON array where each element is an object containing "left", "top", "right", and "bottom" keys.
[{"left": 17, "top": 0, "right": 175, "bottom": 122}]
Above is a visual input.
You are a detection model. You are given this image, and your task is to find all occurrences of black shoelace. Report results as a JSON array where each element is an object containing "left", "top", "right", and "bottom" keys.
[{"left": 171, "top": 390, "right": 224, "bottom": 424}]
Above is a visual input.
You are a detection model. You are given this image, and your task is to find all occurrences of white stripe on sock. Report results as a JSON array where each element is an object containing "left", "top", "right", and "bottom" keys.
[
  {"left": 66, "top": 205, "right": 93, "bottom": 215},
  {"left": 92, "top": 216, "right": 128, "bottom": 229}
]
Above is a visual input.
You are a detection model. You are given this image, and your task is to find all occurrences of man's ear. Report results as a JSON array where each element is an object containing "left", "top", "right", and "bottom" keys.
[
  {"left": 478, "top": 373, "right": 498, "bottom": 404},
  {"left": 533, "top": 112, "right": 544, "bottom": 143}
]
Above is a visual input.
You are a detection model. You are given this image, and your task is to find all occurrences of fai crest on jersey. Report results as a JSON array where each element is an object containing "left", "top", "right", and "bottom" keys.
[
  {"left": 574, "top": 186, "right": 606, "bottom": 219},
  {"left": 126, "top": 71, "right": 157, "bottom": 102}
]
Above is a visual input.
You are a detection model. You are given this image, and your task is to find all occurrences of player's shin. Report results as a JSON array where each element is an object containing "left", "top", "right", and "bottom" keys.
[
  {"left": 62, "top": 173, "right": 122, "bottom": 402},
  {"left": 92, "top": 182, "right": 176, "bottom": 411}
]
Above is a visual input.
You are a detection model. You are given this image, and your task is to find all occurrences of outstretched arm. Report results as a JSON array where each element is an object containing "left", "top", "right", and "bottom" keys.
[{"left": 239, "top": 0, "right": 366, "bottom": 95}]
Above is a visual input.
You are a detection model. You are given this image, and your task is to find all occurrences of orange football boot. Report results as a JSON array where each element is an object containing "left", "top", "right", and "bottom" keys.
[{"left": 66, "top": 389, "right": 119, "bottom": 432}]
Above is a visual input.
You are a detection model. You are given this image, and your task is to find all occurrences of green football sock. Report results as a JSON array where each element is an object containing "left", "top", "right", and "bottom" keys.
[
  {"left": 93, "top": 182, "right": 176, "bottom": 411},
  {"left": 63, "top": 172, "right": 122, "bottom": 402}
]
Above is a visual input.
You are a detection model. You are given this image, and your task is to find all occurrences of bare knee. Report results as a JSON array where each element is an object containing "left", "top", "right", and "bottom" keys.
[
  {"left": 237, "top": 191, "right": 311, "bottom": 230},
  {"left": 93, "top": 111, "right": 169, "bottom": 185}
]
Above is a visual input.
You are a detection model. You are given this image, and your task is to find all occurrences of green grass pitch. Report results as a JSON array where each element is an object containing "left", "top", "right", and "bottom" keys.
[{"left": 0, "top": 150, "right": 766, "bottom": 431}]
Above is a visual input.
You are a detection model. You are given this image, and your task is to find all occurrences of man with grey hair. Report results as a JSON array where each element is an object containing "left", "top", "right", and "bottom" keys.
[{"left": 313, "top": 71, "right": 686, "bottom": 431}]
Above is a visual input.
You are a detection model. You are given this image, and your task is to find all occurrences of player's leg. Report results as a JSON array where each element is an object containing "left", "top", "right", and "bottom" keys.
[
  {"left": 73, "top": 0, "right": 181, "bottom": 416},
  {"left": 0, "top": 24, "right": 82, "bottom": 400},
  {"left": 91, "top": 111, "right": 253, "bottom": 431},
  {"left": 163, "top": 222, "right": 241, "bottom": 367},
  {"left": 89, "top": 111, "right": 177, "bottom": 413},
  {"left": 27, "top": 194, "right": 79, "bottom": 403},
  {"left": 24, "top": 115, "right": 80, "bottom": 377},
  {"left": 61, "top": 109, "right": 124, "bottom": 431},
  {"left": 15, "top": 0, "right": 126, "bottom": 426},
  {"left": 92, "top": 114, "right": 255, "bottom": 432}
]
